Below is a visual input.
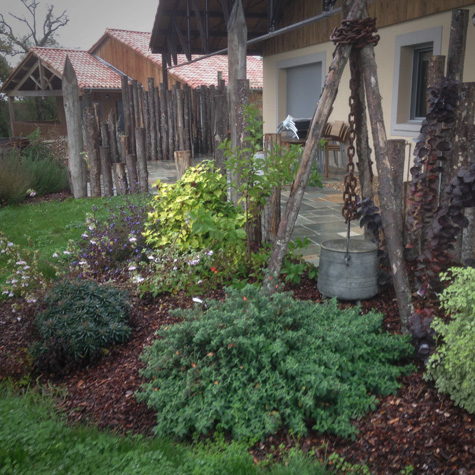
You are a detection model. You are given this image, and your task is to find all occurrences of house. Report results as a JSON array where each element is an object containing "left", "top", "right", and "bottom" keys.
[
  {"left": 149, "top": 0, "right": 475, "bottom": 142},
  {"left": 1, "top": 28, "right": 263, "bottom": 137}
]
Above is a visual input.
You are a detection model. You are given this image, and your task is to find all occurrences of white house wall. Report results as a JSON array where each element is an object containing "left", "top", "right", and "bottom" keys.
[{"left": 263, "top": 6, "right": 475, "bottom": 175}]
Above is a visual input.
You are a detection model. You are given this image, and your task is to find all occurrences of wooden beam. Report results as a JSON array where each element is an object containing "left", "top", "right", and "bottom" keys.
[
  {"left": 11, "top": 59, "right": 40, "bottom": 93},
  {"left": 6, "top": 90, "right": 63, "bottom": 97},
  {"left": 191, "top": 0, "right": 209, "bottom": 53},
  {"left": 8, "top": 97, "right": 15, "bottom": 136}
]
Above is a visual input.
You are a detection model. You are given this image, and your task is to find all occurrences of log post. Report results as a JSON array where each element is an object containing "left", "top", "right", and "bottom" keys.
[
  {"left": 143, "top": 89, "right": 151, "bottom": 161},
  {"left": 113, "top": 162, "right": 128, "bottom": 195},
  {"left": 387, "top": 140, "right": 407, "bottom": 239},
  {"left": 62, "top": 56, "right": 87, "bottom": 198},
  {"left": 167, "top": 88, "right": 175, "bottom": 160},
  {"left": 183, "top": 84, "right": 192, "bottom": 156},
  {"left": 213, "top": 79, "right": 228, "bottom": 174},
  {"left": 126, "top": 153, "right": 139, "bottom": 194},
  {"left": 107, "top": 110, "right": 120, "bottom": 163},
  {"left": 360, "top": 43, "right": 412, "bottom": 331},
  {"left": 121, "top": 75, "right": 131, "bottom": 153},
  {"left": 266, "top": 0, "right": 365, "bottom": 285},
  {"left": 176, "top": 87, "right": 185, "bottom": 150},
  {"left": 135, "top": 127, "right": 149, "bottom": 193},
  {"left": 154, "top": 86, "right": 162, "bottom": 160},
  {"left": 174, "top": 150, "right": 191, "bottom": 180},
  {"left": 262, "top": 134, "right": 282, "bottom": 244},
  {"left": 84, "top": 107, "right": 101, "bottom": 197},
  {"left": 148, "top": 78, "right": 158, "bottom": 160},
  {"left": 159, "top": 83, "right": 169, "bottom": 160},
  {"left": 99, "top": 146, "right": 114, "bottom": 197}
]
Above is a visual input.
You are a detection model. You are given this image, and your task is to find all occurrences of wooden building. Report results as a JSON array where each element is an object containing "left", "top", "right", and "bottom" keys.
[
  {"left": 1, "top": 29, "right": 262, "bottom": 138},
  {"left": 1, "top": 47, "right": 122, "bottom": 137}
]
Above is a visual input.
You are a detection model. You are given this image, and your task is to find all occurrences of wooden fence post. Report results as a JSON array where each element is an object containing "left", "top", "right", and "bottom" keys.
[
  {"left": 84, "top": 107, "right": 101, "bottom": 198},
  {"left": 113, "top": 163, "right": 128, "bottom": 195},
  {"left": 135, "top": 127, "right": 149, "bottom": 193},
  {"left": 62, "top": 56, "right": 87, "bottom": 198},
  {"left": 174, "top": 150, "right": 191, "bottom": 180},
  {"left": 100, "top": 146, "right": 113, "bottom": 197}
]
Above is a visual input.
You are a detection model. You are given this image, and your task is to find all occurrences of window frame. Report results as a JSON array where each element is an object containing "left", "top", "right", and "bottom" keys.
[{"left": 390, "top": 27, "right": 442, "bottom": 137}]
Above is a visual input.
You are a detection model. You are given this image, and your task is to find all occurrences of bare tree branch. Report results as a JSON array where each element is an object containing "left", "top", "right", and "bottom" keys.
[{"left": 0, "top": 0, "right": 69, "bottom": 59}]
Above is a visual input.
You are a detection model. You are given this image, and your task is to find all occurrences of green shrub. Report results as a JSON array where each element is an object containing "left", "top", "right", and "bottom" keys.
[
  {"left": 32, "top": 280, "right": 131, "bottom": 367},
  {"left": 0, "top": 152, "right": 33, "bottom": 206},
  {"left": 144, "top": 161, "right": 246, "bottom": 254},
  {"left": 20, "top": 131, "right": 70, "bottom": 195},
  {"left": 425, "top": 267, "right": 475, "bottom": 413},
  {"left": 138, "top": 285, "right": 413, "bottom": 441}
]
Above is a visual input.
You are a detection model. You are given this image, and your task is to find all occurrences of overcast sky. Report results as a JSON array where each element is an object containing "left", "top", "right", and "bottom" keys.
[{"left": 4, "top": 0, "right": 159, "bottom": 63}]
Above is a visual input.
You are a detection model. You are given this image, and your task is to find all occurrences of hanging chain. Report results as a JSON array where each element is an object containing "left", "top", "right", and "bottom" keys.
[{"left": 330, "top": 18, "right": 380, "bottom": 224}]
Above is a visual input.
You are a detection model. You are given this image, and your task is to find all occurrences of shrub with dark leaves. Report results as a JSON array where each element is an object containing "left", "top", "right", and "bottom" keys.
[{"left": 32, "top": 279, "right": 131, "bottom": 370}]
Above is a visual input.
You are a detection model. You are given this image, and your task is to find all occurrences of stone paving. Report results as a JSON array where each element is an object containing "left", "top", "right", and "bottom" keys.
[{"left": 147, "top": 158, "right": 364, "bottom": 266}]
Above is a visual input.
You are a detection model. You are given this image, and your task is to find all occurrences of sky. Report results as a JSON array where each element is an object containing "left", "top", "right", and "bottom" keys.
[{"left": 3, "top": 0, "right": 159, "bottom": 64}]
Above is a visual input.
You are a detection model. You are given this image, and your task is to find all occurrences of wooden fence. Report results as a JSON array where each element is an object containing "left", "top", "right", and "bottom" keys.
[{"left": 82, "top": 76, "right": 235, "bottom": 196}]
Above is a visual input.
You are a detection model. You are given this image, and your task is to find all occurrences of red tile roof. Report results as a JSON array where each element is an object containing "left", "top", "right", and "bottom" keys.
[
  {"left": 95, "top": 29, "right": 263, "bottom": 90},
  {"left": 31, "top": 47, "right": 123, "bottom": 90}
]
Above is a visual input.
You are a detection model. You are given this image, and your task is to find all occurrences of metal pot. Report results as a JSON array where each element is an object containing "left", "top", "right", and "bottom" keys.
[{"left": 317, "top": 239, "right": 378, "bottom": 301}]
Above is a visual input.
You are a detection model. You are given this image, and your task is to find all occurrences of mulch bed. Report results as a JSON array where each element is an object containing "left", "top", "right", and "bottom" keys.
[{"left": 1, "top": 195, "right": 473, "bottom": 474}]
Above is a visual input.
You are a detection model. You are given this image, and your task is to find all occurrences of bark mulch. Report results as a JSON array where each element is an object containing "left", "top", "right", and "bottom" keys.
[{"left": 1, "top": 279, "right": 473, "bottom": 474}]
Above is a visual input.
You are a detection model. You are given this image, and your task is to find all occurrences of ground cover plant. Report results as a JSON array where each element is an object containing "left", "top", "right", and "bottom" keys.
[{"left": 138, "top": 285, "right": 414, "bottom": 441}]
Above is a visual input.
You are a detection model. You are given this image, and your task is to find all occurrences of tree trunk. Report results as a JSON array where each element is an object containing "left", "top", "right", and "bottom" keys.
[
  {"left": 107, "top": 110, "right": 120, "bottom": 163},
  {"left": 62, "top": 56, "right": 87, "bottom": 198},
  {"left": 266, "top": 0, "right": 366, "bottom": 287},
  {"left": 159, "top": 83, "right": 169, "bottom": 160},
  {"left": 148, "top": 78, "right": 158, "bottom": 160},
  {"left": 359, "top": 45, "right": 412, "bottom": 331},
  {"left": 121, "top": 75, "right": 131, "bottom": 154},
  {"left": 213, "top": 79, "right": 228, "bottom": 174},
  {"left": 174, "top": 150, "right": 191, "bottom": 180}
]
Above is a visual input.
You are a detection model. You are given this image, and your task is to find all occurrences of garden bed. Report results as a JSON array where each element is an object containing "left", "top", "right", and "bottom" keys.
[{"left": 1, "top": 279, "right": 473, "bottom": 474}]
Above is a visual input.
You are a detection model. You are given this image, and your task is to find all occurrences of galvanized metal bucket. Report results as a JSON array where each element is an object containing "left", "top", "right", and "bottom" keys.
[{"left": 317, "top": 239, "right": 378, "bottom": 301}]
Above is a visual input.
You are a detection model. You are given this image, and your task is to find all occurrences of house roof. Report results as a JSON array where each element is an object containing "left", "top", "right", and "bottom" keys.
[
  {"left": 91, "top": 28, "right": 263, "bottom": 90},
  {"left": 150, "top": 0, "right": 274, "bottom": 61},
  {"left": 1, "top": 47, "right": 123, "bottom": 95}
]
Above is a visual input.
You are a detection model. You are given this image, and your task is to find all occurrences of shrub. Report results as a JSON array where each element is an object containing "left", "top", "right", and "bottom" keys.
[
  {"left": 70, "top": 196, "right": 151, "bottom": 283},
  {"left": 0, "top": 152, "right": 33, "bottom": 206},
  {"left": 425, "top": 267, "right": 475, "bottom": 413},
  {"left": 20, "top": 131, "right": 70, "bottom": 196},
  {"left": 144, "top": 161, "right": 246, "bottom": 255},
  {"left": 32, "top": 280, "right": 131, "bottom": 368},
  {"left": 138, "top": 285, "right": 413, "bottom": 441}
]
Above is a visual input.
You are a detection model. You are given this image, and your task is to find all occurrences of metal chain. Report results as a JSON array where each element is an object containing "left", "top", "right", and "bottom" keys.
[{"left": 330, "top": 17, "right": 379, "bottom": 224}]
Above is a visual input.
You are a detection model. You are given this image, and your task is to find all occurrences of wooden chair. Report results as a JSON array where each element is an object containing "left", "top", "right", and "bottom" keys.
[{"left": 322, "top": 120, "right": 349, "bottom": 178}]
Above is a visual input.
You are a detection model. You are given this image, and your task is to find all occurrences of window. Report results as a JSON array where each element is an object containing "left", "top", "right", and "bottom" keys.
[
  {"left": 391, "top": 27, "right": 442, "bottom": 137},
  {"left": 410, "top": 45, "right": 432, "bottom": 120},
  {"left": 276, "top": 52, "right": 326, "bottom": 129}
]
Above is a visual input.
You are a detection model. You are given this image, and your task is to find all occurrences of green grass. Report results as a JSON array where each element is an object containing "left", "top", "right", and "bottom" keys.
[
  {"left": 0, "top": 194, "right": 148, "bottom": 284},
  {"left": 0, "top": 386, "right": 329, "bottom": 475}
]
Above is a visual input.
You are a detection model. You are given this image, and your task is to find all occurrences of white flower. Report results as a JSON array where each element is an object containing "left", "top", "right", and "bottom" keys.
[
  {"left": 129, "top": 237, "right": 137, "bottom": 243},
  {"left": 10, "top": 278, "right": 18, "bottom": 284},
  {"left": 147, "top": 255, "right": 154, "bottom": 260},
  {"left": 133, "top": 276, "right": 145, "bottom": 283},
  {"left": 79, "top": 261, "right": 87, "bottom": 265},
  {"left": 207, "top": 250, "right": 213, "bottom": 256},
  {"left": 52, "top": 252, "right": 59, "bottom": 258},
  {"left": 82, "top": 233, "right": 89, "bottom": 238},
  {"left": 16, "top": 260, "right": 26, "bottom": 266},
  {"left": 173, "top": 266, "right": 177, "bottom": 271},
  {"left": 90, "top": 240, "right": 97, "bottom": 245},
  {"left": 192, "top": 297, "right": 203, "bottom": 304},
  {"left": 63, "top": 251, "right": 71, "bottom": 255},
  {"left": 7, "top": 242, "right": 13, "bottom": 247},
  {"left": 128, "top": 265, "right": 137, "bottom": 271},
  {"left": 8, "top": 292, "right": 13, "bottom": 298},
  {"left": 23, "top": 266, "right": 30, "bottom": 270},
  {"left": 26, "top": 298, "right": 37, "bottom": 303}
]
